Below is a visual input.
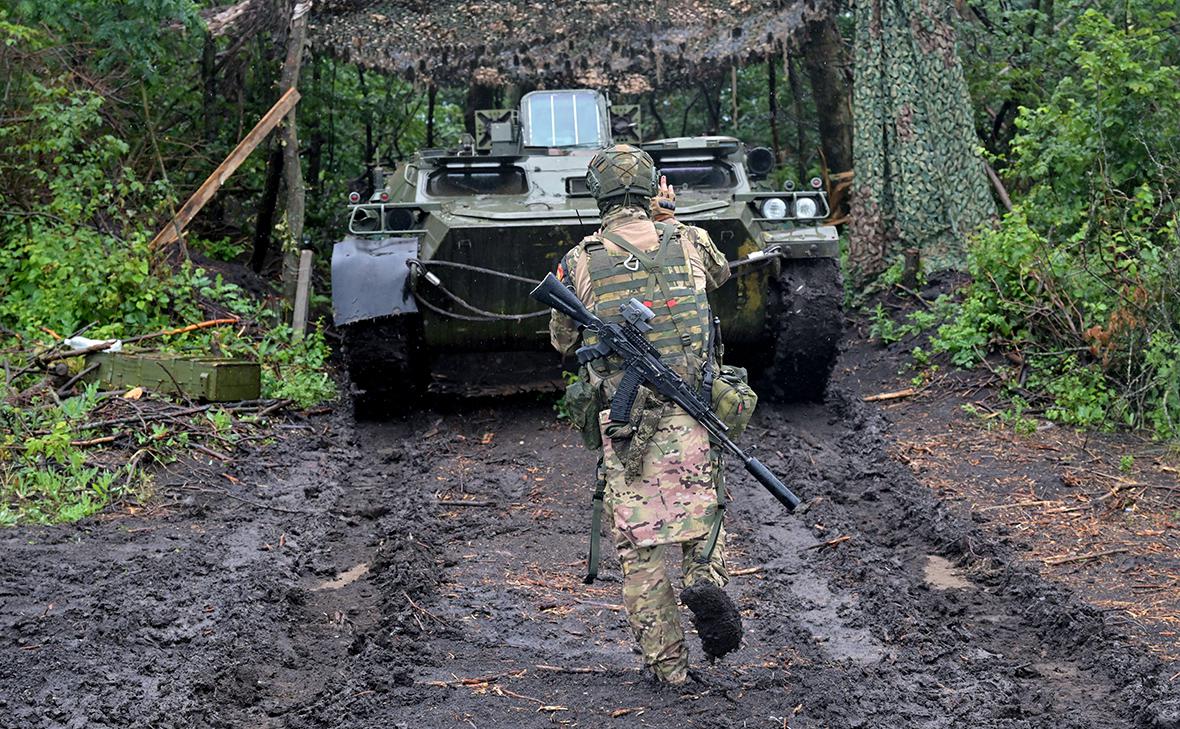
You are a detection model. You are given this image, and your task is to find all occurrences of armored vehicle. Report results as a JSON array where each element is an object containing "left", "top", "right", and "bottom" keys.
[{"left": 332, "top": 89, "right": 842, "bottom": 410}]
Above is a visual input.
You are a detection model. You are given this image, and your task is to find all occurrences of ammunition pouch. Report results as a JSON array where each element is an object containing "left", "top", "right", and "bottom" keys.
[
  {"left": 563, "top": 369, "right": 603, "bottom": 449},
  {"left": 711, "top": 365, "right": 757, "bottom": 440}
]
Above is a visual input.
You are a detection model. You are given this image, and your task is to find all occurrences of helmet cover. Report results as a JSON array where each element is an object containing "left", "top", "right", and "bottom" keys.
[{"left": 585, "top": 144, "right": 659, "bottom": 202}]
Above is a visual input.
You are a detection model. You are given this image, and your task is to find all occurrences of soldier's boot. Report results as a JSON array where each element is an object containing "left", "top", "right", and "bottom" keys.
[
  {"left": 619, "top": 543, "right": 689, "bottom": 684},
  {"left": 681, "top": 530, "right": 741, "bottom": 660},
  {"left": 681, "top": 583, "right": 743, "bottom": 660}
]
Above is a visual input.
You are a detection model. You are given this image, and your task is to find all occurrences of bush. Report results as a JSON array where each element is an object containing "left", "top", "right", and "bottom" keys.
[{"left": 934, "top": 11, "right": 1180, "bottom": 437}]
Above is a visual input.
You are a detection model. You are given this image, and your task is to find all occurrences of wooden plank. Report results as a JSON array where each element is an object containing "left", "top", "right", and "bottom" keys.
[
  {"left": 149, "top": 87, "right": 301, "bottom": 253},
  {"left": 291, "top": 249, "right": 313, "bottom": 337}
]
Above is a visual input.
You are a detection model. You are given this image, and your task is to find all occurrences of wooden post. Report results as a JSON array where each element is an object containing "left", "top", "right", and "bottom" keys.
[
  {"left": 291, "top": 249, "right": 313, "bottom": 338},
  {"left": 901, "top": 248, "right": 921, "bottom": 290},
  {"left": 148, "top": 87, "right": 300, "bottom": 257},
  {"left": 280, "top": 0, "right": 312, "bottom": 319}
]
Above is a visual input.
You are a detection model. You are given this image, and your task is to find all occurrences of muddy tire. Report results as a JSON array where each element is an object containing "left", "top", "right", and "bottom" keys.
[
  {"left": 341, "top": 315, "right": 428, "bottom": 418},
  {"left": 764, "top": 257, "right": 844, "bottom": 402}
]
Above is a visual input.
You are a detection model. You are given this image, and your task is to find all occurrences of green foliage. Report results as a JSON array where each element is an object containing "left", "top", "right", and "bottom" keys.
[
  {"left": 938, "top": 11, "right": 1180, "bottom": 438},
  {"left": 868, "top": 295, "right": 958, "bottom": 346},
  {"left": 553, "top": 370, "right": 581, "bottom": 421},
  {"left": 0, "top": 384, "right": 131, "bottom": 525},
  {"left": 191, "top": 237, "right": 248, "bottom": 263},
  {"left": 8, "top": 0, "right": 202, "bottom": 80},
  {"left": 249, "top": 325, "right": 338, "bottom": 409}
]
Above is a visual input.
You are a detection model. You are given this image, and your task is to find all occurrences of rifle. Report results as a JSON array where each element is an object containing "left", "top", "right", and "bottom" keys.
[{"left": 531, "top": 273, "right": 800, "bottom": 511}]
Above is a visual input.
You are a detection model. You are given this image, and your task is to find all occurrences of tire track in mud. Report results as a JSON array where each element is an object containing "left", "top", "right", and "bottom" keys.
[
  {"left": 1, "top": 391, "right": 1177, "bottom": 728},
  {"left": 281, "top": 394, "right": 1178, "bottom": 728}
]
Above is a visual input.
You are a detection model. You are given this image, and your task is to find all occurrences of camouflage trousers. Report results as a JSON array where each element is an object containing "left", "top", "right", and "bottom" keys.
[{"left": 617, "top": 527, "right": 728, "bottom": 684}]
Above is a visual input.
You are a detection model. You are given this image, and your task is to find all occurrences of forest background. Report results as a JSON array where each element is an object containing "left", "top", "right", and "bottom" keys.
[{"left": 1, "top": 0, "right": 1178, "bottom": 523}]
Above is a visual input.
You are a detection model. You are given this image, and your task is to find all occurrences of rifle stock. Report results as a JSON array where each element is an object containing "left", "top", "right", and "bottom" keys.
[{"left": 531, "top": 273, "right": 596, "bottom": 328}]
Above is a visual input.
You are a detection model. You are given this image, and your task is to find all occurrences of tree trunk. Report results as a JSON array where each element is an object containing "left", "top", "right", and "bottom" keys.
[
  {"left": 357, "top": 64, "right": 373, "bottom": 163},
  {"left": 768, "top": 55, "right": 782, "bottom": 163},
  {"left": 802, "top": 16, "right": 854, "bottom": 180},
  {"left": 279, "top": 0, "right": 310, "bottom": 316},
  {"left": 730, "top": 65, "right": 739, "bottom": 130},
  {"left": 250, "top": 142, "right": 283, "bottom": 272},
  {"left": 680, "top": 88, "right": 701, "bottom": 136},
  {"left": 425, "top": 83, "right": 437, "bottom": 148},
  {"left": 201, "top": 33, "right": 217, "bottom": 144},
  {"left": 647, "top": 94, "right": 670, "bottom": 139},
  {"left": 464, "top": 83, "right": 496, "bottom": 136},
  {"left": 306, "top": 52, "right": 325, "bottom": 196},
  {"left": 699, "top": 80, "right": 721, "bottom": 135},
  {"left": 786, "top": 52, "right": 807, "bottom": 182}
]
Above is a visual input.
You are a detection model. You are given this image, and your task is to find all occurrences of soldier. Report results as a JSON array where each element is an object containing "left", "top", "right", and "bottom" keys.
[{"left": 549, "top": 144, "right": 742, "bottom": 685}]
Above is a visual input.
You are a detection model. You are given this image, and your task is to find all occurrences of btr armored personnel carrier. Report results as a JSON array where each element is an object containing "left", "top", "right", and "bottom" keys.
[{"left": 332, "top": 89, "right": 842, "bottom": 410}]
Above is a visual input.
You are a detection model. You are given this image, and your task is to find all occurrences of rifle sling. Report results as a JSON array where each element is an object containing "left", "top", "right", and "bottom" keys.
[{"left": 585, "top": 457, "right": 607, "bottom": 584}]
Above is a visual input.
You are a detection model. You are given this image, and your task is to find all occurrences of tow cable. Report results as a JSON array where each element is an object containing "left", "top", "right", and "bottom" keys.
[
  {"left": 409, "top": 244, "right": 778, "bottom": 323},
  {"left": 408, "top": 259, "right": 549, "bottom": 322}
]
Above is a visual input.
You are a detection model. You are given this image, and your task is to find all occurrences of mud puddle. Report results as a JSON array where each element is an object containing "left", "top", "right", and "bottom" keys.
[{"left": 2, "top": 388, "right": 1178, "bottom": 727}]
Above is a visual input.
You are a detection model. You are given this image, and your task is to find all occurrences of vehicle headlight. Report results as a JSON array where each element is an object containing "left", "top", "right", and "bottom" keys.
[
  {"left": 760, "top": 197, "right": 788, "bottom": 220},
  {"left": 794, "top": 197, "right": 819, "bottom": 219}
]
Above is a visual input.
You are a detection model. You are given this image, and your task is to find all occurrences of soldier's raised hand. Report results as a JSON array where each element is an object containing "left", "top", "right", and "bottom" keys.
[{"left": 651, "top": 174, "right": 676, "bottom": 222}]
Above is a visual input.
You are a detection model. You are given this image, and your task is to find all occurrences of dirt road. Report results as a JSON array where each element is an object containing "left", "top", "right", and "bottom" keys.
[{"left": 2, "top": 379, "right": 1178, "bottom": 726}]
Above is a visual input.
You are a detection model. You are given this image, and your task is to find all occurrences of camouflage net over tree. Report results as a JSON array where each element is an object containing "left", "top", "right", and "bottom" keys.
[
  {"left": 849, "top": 0, "right": 995, "bottom": 283},
  {"left": 310, "top": 0, "right": 834, "bottom": 90}
]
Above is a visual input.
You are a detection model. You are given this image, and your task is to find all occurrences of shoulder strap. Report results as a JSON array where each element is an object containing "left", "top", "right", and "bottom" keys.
[{"left": 599, "top": 230, "right": 658, "bottom": 269}]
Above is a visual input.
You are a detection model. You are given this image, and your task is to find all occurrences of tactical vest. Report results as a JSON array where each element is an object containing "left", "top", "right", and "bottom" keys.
[{"left": 580, "top": 222, "right": 712, "bottom": 392}]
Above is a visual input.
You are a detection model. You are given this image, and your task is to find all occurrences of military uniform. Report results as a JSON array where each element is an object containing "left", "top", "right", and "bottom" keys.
[{"left": 550, "top": 164, "right": 736, "bottom": 684}]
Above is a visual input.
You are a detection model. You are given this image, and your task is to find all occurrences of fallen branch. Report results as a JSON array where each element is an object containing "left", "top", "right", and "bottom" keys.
[
  {"left": 864, "top": 388, "right": 917, "bottom": 403},
  {"left": 56, "top": 363, "right": 100, "bottom": 397},
  {"left": 806, "top": 534, "right": 852, "bottom": 550},
  {"left": 976, "top": 499, "right": 1060, "bottom": 512},
  {"left": 122, "top": 318, "right": 241, "bottom": 344},
  {"left": 436, "top": 499, "right": 497, "bottom": 507},
  {"left": 1042, "top": 548, "right": 1128, "bottom": 566},
  {"left": 425, "top": 669, "right": 528, "bottom": 688},
  {"left": 731, "top": 565, "right": 764, "bottom": 576},
  {"left": 534, "top": 664, "right": 608, "bottom": 674},
  {"left": 611, "top": 707, "right": 646, "bottom": 718}
]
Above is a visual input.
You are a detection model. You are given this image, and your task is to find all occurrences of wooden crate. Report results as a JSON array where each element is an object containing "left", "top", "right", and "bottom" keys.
[{"left": 85, "top": 352, "right": 261, "bottom": 402}]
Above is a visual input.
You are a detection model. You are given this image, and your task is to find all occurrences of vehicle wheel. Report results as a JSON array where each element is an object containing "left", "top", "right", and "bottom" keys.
[
  {"left": 763, "top": 257, "right": 844, "bottom": 402},
  {"left": 341, "top": 315, "right": 428, "bottom": 418}
]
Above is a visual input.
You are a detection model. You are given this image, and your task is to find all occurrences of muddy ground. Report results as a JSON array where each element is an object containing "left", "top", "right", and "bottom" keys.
[{"left": 2, "top": 332, "right": 1179, "bottom": 727}]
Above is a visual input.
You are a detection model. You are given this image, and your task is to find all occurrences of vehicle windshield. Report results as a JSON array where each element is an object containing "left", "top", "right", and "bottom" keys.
[
  {"left": 657, "top": 160, "right": 737, "bottom": 190},
  {"left": 427, "top": 167, "right": 528, "bottom": 196},
  {"left": 523, "top": 91, "right": 604, "bottom": 148}
]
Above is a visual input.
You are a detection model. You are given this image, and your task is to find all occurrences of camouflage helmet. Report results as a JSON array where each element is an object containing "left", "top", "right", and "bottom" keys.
[{"left": 585, "top": 144, "right": 658, "bottom": 202}]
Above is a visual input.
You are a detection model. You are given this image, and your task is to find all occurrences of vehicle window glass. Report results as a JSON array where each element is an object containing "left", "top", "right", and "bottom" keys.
[
  {"left": 657, "top": 162, "right": 736, "bottom": 190},
  {"left": 427, "top": 167, "right": 528, "bottom": 196},
  {"left": 524, "top": 91, "right": 602, "bottom": 148}
]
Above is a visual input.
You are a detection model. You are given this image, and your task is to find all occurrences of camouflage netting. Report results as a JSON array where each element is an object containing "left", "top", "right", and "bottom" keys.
[
  {"left": 311, "top": 0, "right": 834, "bottom": 90},
  {"left": 848, "top": 0, "right": 995, "bottom": 282}
]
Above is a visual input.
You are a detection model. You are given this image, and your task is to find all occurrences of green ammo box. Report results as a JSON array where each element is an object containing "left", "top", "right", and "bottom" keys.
[{"left": 85, "top": 352, "right": 261, "bottom": 402}]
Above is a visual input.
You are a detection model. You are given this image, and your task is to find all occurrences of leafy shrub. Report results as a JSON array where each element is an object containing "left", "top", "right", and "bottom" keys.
[
  {"left": 935, "top": 11, "right": 1180, "bottom": 437},
  {"left": 252, "top": 325, "right": 338, "bottom": 409}
]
